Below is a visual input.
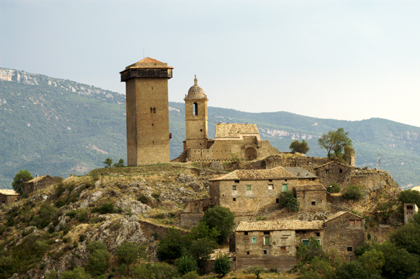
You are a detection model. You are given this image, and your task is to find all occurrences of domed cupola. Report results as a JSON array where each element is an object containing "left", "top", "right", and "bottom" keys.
[{"left": 186, "top": 75, "right": 207, "bottom": 99}]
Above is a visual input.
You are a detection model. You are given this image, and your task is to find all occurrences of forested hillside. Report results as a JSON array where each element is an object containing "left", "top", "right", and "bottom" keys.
[{"left": 1, "top": 67, "right": 419, "bottom": 189}]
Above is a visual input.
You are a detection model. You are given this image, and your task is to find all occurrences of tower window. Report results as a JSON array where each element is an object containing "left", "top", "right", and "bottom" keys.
[
  {"left": 150, "top": 107, "right": 153, "bottom": 114},
  {"left": 153, "top": 107, "right": 156, "bottom": 114},
  {"left": 193, "top": 102, "right": 198, "bottom": 116},
  {"left": 152, "top": 123, "right": 154, "bottom": 126}
]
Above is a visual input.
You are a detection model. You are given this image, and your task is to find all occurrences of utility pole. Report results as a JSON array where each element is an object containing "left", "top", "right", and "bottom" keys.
[{"left": 200, "top": 143, "right": 203, "bottom": 175}]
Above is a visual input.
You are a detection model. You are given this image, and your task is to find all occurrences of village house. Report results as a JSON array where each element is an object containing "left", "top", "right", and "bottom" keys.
[
  {"left": 404, "top": 203, "right": 418, "bottom": 224},
  {"left": 208, "top": 166, "right": 326, "bottom": 215},
  {"left": 0, "top": 189, "right": 19, "bottom": 205},
  {"left": 24, "top": 175, "right": 62, "bottom": 195},
  {"left": 234, "top": 211, "right": 365, "bottom": 271}
]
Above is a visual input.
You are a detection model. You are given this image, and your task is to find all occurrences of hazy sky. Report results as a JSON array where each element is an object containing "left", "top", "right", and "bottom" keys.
[{"left": 1, "top": 1, "right": 420, "bottom": 127}]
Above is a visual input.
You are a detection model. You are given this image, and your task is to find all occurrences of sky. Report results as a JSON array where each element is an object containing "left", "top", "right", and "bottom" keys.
[{"left": 1, "top": 0, "right": 420, "bottom": 127}]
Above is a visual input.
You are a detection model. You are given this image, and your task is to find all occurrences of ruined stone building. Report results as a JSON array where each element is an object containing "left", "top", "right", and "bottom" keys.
[
  {"left": 177, "top": 77, "right": 280, "bottom": 163},
  {"left": 24, "top": 175, "right": 62, "bottom": 195},
  {"left": 0, "top": 189, "right": 19, "bottom": 205},
  {"left": 234, "top": 211, "right": 365, "bottom": 271},
  {"left": 404, "top": 203, "right": 419, "bottom": 224},
  {"left": 208, "top": 166, "right": 326, "bottom": 215},
  {"left": 120, "top": 57, "right": 173, "bottom": 166}
]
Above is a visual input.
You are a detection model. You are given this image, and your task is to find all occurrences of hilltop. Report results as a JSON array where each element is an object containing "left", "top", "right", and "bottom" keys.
[{"left": 1, "top": 67, "right": 420, "bottom": 189}]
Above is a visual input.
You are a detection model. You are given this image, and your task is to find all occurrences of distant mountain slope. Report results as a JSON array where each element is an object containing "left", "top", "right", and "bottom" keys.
[{"left": 1, "top": 68, "right": 419, "bottom": 189}]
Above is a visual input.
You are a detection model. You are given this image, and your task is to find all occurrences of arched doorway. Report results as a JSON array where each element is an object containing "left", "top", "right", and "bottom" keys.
[{"left": 245, "top": 147, "right": 257, "bottom": 160}]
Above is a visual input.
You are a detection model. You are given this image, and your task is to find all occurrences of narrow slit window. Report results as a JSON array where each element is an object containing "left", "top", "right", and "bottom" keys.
[
  {"left": 246, "top": 185, "right": 251, "bottom": 191},
  {"left": 233, "top": 198, "right": 236, "bottom": 202},
  {"left": 193, "top": 102, "right": 198, "bottom": 116},
  {"left": 252, "top": 237, "right": 257, "bottom": 244},
  {"left": 282, "top": 184, "right": 288, "bottom": 192},
  {"left": 263, "top": 250, "right": 267, "bottom": 254}
]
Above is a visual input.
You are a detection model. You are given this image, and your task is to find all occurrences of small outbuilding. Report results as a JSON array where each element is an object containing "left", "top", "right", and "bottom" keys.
[
  {"left": 24, "top": 175, "right": 62, "bottom": 195},
  {"left": 0, "top": 189, "right": 19, "bottom": 205}
]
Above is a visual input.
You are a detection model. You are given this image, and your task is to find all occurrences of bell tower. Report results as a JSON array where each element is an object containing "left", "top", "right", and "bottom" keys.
[
  {"left": 184, "top": 75, "right": 208, "bottom": 150},
  {"left": 120, "top": 57, "right": 173, "bottom": 166}
]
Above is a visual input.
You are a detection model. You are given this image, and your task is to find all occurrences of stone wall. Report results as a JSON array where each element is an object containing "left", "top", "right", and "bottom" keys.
[
  {"left": 296, "top": 189, "right": 327, "bottom": 212},
  {"left": 180, "top": 213, "right": 204, "bottom": 228},
  {"left": 0, "top": 194, "right": 19, "bottom": 205},
  {"left": 209, "top": 178, "right": 318, "bottom": 215},
  {"left": 323, "top": 213, "right": 365, "bottom": 259},
  {"left": 24, "top": 176, "right": 62, "bottom": 195}
]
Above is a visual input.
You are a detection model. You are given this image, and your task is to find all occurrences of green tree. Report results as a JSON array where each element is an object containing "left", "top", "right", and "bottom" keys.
[
  {"left": 341, "top": 185, "right": 364, "bottom": 201},
  {"left": 11, "top": 169, "right": 33, "bottom": 195},
  {"left": 390, "top": 223, "right": 420, "bottom": 255},
  {"left": 289, "top": 140, "right": 310, "bottom": 154},
  {"left": 113, "top": 158, "right": 125, "bottom": 167},
  {"left": 380, "top": 242, "right": 420, "bottom": 279},
  {"left": 318, "top": 128, "right": 352, "bottom": 158},
  {"left": 201, "top": 206, "right": 235, "bottom": 244},
  {"left": 296, "top": 236, "right": 324, "bottom": 263},
  {"left": 175, "top": 255, "right": 198, "bottom": 275},
  {"left": 115, "top": 241, "right": 145, "bottom": 265},
  {"left": 279, "top": 191, "right": 299, "bottom": 212},
  {"left": 213, "top": 253, "right": 231, "bottom": 277},
  {"left": 85, "top": 241, "right": 110, "bottom": 276},
  {"left": 157, "top": 228, "right": 184, "bottom": 261},
  {"left": 358, "top": 248, "right": 385, "bottom": 272},
  {"left": 103, "top": 158, "right": 113, "bottom": 168},
  {"left": 398, "top": 190, "right": 420, "bottom": 208},
  {"left": 334, "top": 260, "right": 378, "bottom": 279},
  {"left": 187, "top": 237, "right": 217, "bottom": 269}
]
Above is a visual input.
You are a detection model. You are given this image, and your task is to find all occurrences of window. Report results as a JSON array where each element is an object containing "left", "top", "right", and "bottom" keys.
[
  {"left": 193, "top": 102, "right": 198, "bottom": 116},
  {"left": 264, "top": 237, "right": 270, "bottom": 245},
  {"left": 315, "top": 232, "right": 320, "bottom": 237},
  {"left": 263, "top": 250, "right": 267, "bottom": 254},
  {"left": 247, "top": 251, "right": 250, "bottom": 255},
  {"left": 244, "top": 232, "right": 248, "bottom": 235},
  {"left": 407, "top": 205, "right": 414, "bottom": 210},
  {"left": 339, "top": 169, "right": 343, "bottom": 173},
  {"left": 264, "top": 231, "right": 270, "bottom": 235},
  {"left": 347, "top": 247, "right": 353, "bottom": 252},
  {"left": 233, "top": 198, "right": 236, "bottom": 202},
  {"left": 235, "top": 180, "right": 239, "bottom": 183},
  {"left": 246, "top": 185, "right": 251, "bottom": 191},
  {"left": 302, "top": 239, "right": 310, "bottom": 246},
  {"left": 349, "top": 220, "right": 362, "bottom": 227},
  {"left": 232, "top": 185, "right": 237, "bottom": 190},
  {"left": 281, "top": 247, "right": 286, "bottom": 251},
  {"left": 268, "top": 184, "right": 274, "bottom": 190},
  {"left": 276, "top": 198, "right": 279, "bottom": 204},
  {"left": 269, "top": 179, "right": 273, "bottom": 182},
  {"left": 282, "top": 184, "right": 287, "bottom": 192},
  {"left": 311, "top": 201, "right": 316, "bottom": 206},
  {"left": 252, "top": 237, "right": 257, "bottom": 244}
]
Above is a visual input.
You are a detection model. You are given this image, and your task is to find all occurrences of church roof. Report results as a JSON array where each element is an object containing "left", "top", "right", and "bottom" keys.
[
  {"left": 186, "top": 75, "right": 207, "bottom": 99},
  {"left": 215, "top": 123, "right": 259, "bottom": 139},
  {"left": 124, "top": 57, "right": 173, "bottom": 69},
  {"left": 210, "top": 166, "right": 296, "bottom": 181}
]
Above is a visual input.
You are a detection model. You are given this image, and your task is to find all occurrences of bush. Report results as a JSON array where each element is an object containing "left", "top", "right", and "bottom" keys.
[
  {"left": 66, "top": 210, "right": 77, "bottom": 218},
  {"left": 182, "top": 271, "right": 200, "bottom": 279},
  {"left": 279, "top": 191, "right": 299, "bottom": 212},
  {"left": 201, "top": 206, "right": 235, "bottom": 244},
  {"left": 76, "top": 209, "right": 88, "bottom": 222},
  {"left": 33, "top": 203, "right": 58, "bottom": 229},
  {"left": 95, "top": 203, "right": 115, "bottom": 214},
  {"left": 60, "top": 267, "right": 92, "bottom": 279},
  {"left": 115, "top": 241, "right": 145, "bottom": 265},
  {"left": 398, "top": 190, "right": 420, "bottom": 208},
  {"left": 157, "top": 228, "right": 184, "bottom": 261},
  {"left": 175, "top": 255, "right": 198, "bottom": 275},
  {"left": 334, "top": 260, "right": 375, "bottom": 279},
  {"left": 248, "top": 266, "right": 264, "bottom": 279},
  {"left": 130, "top": 262, "right": 177, "bottom": 279},
  {"left": 151, "top": 192, "right": 161, "bottom": 200},
  {"left": 327, "top": 182, "right": 340, "bottom": 193},
  {"left": 390, "top": 223, "right": 420, "bottom": 255},
  {"left": 85, "top": 249, "right": 110, "bottom": 276},
  {"left": 103, "top": 158, "right": 113, "bottom": 168},
  {"left": 138, "top": 195, "right": 149, "bottom": 204},
  {"left": 213, "top": 253, "right": 231, "bottom": 276},
  {"left": 289, "top": 140, "right": 310, "bottom": 154},
  {"left": 342, "top": 185, "right": 364, "bottom": 201},
  {"left": 113, "top": 158, "right": 125, "bottom": 167}
]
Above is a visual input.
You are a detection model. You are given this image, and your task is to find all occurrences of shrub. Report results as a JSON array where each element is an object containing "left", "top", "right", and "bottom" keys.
[
  {"left": 342, "top": 185, "right": 364, "bottom": 201},
  {"left": 130, "top": 262, "right": 177, "bottom": 279},
  {"left": 157, "top": 228, "right": 184, "bottom": 261},
  {"left": 213, "top": 253, "right": 231, "bottom": 276},
  {"left": 182, "top": 271, "right": 200, "bottom": 279},
  {"left": 33, "top": 203, "right": 58, "bottom": 229},
  {"left": 45, "top": 270, "right": 58, "bottom": 279},
  {"left": 279, "top": 191, "right": 299, "bottom": 212},
  {"left": 76, "top": 209, "right": 88, "bottom": 222},
  {"left": 398, "top": 190, "right": 420, "bottom": 208},
  {"left": 87, "top": 241, "right": 107, "bottom": 252},
  {"left": 248, "top": 266, "right": 264, "bottom": 279},
  {"left": 115, "top": 241, "right": 145, "bottom": 265},
  {"left": 201, "top": 206, "right": 235, "bottom": 244},
  {"left": 85, "top": 249, "right": 110, "bottom": 276},
  {"left": 66, "top": 210, "right": 77, "bottom": 218},
  {"left": 103, "top": 158, "right": 113, "bottom": 168},
  {"left": 60, "top": 267, "right": 92, "bottom": 279},
  {"left": 113, "top": 158, "right": 125, "bottom": 167},
  {"left": 334, "top": 260, "right": 374, "bottom": 279},
  {"left": 138, "top": 195, "right": 149, "bottom": 204},
  {"left": 327, "top": 182, "right": 340, "bottom": 193},
  {"left": 151, "top": 192, "right": 161, "bottom": 201},
  {"left": 79, "top": 234, "right": 85, "bottom": 242},
  {"left": 176, "top": 255, "right": 198, "bottom": 275},
  {"left": 63, "top": 237, "right": 71, "bottom": 244},
  {"left": 289, "top": 140, "right": 310, "bottom": 154},
  {"left": 96, "top": 203, "right": 115, "bottom": 214}
]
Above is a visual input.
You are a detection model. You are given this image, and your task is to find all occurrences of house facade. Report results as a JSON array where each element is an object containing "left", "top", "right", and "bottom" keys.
[
  {"left": 235, "top": 211, "right": 365, "bottom": 271},
  {"left": 209, "top": 166, "right": 325, "bottom": 215},
  {"left": 0, "top": 189, "right": 19, "bottom": 205}
]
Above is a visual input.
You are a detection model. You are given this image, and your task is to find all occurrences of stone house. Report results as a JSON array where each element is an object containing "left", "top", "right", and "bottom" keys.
[
  {"left": 209, "top": 166, "right": 325, "bottom": 215},
  {"left": 0, "top": 189, "right": 19, "bottom": 205},
  {"left": 24, "top": 175, "right": 62, "bottom": 195},
  {"left": 404, "top": 203, "right": 418, "bottom": 224},
  {"left": 180, "top": 198, "right": 215, "bottom": 228},
  {"left": 235, "top": 211, "right": 364, "bottom": 271}
]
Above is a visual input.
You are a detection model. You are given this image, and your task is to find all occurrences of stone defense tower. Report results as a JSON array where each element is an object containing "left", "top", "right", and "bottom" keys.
[
  {"left": 184, "top": 76, "right": 208, "bottom": 150},
  {"left": 120, "top": 57, "right": 173, "bottom": 166}
]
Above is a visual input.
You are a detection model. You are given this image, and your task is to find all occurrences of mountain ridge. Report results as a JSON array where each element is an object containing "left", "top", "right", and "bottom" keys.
[{"left": 1, "top": 67, "right": 419, "bottom": 189}]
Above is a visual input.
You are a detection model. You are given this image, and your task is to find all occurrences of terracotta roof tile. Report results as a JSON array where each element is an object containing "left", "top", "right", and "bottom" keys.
[
  {"left": 0, "top": 189, "right": 19, "bottom": 196},
  {"left": 125, "top": 57, "right": 173, "bottom": 69},
  {"left": 325, "top": 211, "right": 363, "bottom": 223},
  {"left": 26, "top": 175, "right": 50, "bottom": 183},
  {"left": 284, "top": 167, "right": 317, "bottom": 178},
  {"left": 236, "top": 220, "right": 324, "bottom": 231}
]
